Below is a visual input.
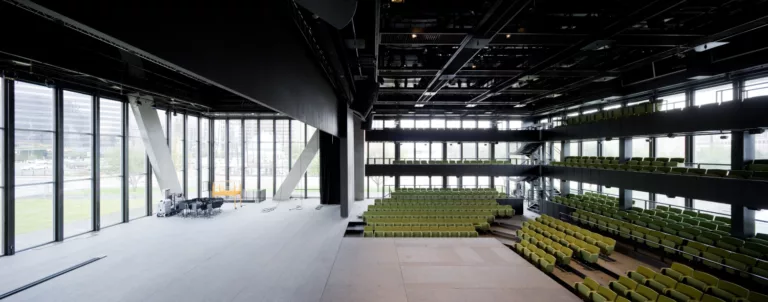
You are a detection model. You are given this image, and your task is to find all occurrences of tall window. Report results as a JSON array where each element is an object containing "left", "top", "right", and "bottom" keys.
[
  {"left": 430, "top": 142, "right": 442, "bottom": 160},
  {"left": 100, "top": 99, "right": 124, "bottom": 225},
  {"left": 602, "top": 140, "right": 619, "bottom": 157},
  {"left": 171, "top": 114, "right": 184, "bottom": 194},
  {"left": 430, "top": 119, "right": 445, "bottom": 128},
  {"left": 259, "top": 120, "right": 274, "bottom": 196},
  {"left": 307, "top": 126, "right": 320, "bottom": 197},
  {"left": 582, "top": 141, "right": 598, "bottom": 156},
  {"left": 128, "top": 107, "right": 147, "bottom": 218},
  {"left": 415, "top": 176, "right": 429, "bottom": 188},
  {"left": 400, "top": 142, "right": 414, "bottom": 160},
  {"left": 415, "top": 119, "right": 429, "bottom": 129},
  {"left": 400, "top": 119, "right": 414, "bottom": 129},
  {"left": 446, "top": 120, "right": 460, "bottom": 129},
  {"left": 274, "top": 120, "right": 289, "bottom": 193},
  {"left": 569, "top": 142, "right": 579, "bottom": 156},
  {"left": 478, "top": 120, "right": 491, "bottom": 129},
  {"left": 213, "top": 120, "right": 227, "bottom": 192},
  {"left": 462, "top": 143, "right": 476, "bottom": 160},
  {"left": 462, "top": 176, "right": 476, "bottom": 188},
  {"left": 744, "top": 77, "right": 768, "bottom": 99},
  {"left": 462, "top": 120, "right": 476, "bottom": 129},
  {"left": 756, "top": 131, "right": 768, "bottom": 160},
  {"left": 447, "top": 142, "right": 460, "bottom": 160},
  {"left": 151, "top": 110, "right": 167, "bottom": 206},
  {"left": 400, "top": 176, "right": 414, "bottom": 188},
  {"left": 656, "top": 136, "right": 685, "bottom": 159},
  {"left": 384, "top": 142, "right": 395, "bottom": 164},
  {"left": 63, "top": 91, "right": 93, "bottom": 237},
  {"left": 187, "top": 116, "right": 199, "bottom": 199},
  {"left": 478, "top": 143, "right": 490, "bottom": 159},
  {"left": 632, "top": 138, "right": 650, "bottom": 158},
  {"left": 15, "top": 82, "right": 55, "bottom": 250},
  {"left": 659, "top": 93, "right": 686, "bottom": 111},
  {"left": 0, "top": 79, "right": 4, "bottom": 252},
  {"left": 693, "top": 133, "right": 731, "bottom": 169},
  {"left": 244, "top": 120, "right": 259, "bottom": 198},
  {"left": 478, "top": 176, "right": 490, "bottom": 188},
  {"left": 633, "top": 190, "right": 650, "bottom": 209},
  {"left": 695, "top": 84, "right": 733, "bottom": 106},
  {"left": 290, "top": 120, "right": 306, "bottom": 198},
  {"left": 494, "top": 142, "right": 508, "bottom": 160},
  {"left": 602, "top": 186, "right": 618, "bottom": 196},
  {"left": 415, "top": 142, "right": 429, "bottom": 160},
  {"left": 228, "top": 120, "right": 243, "bottom": 192},
  {"left": 509, "top": 120, "right": 523, "bottom": 129},
  {"left": 200, "top": 118, "right": 210, "bottom": 197}
]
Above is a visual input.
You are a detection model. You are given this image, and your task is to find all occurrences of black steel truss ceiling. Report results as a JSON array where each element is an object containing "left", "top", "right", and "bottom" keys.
[{"left": 345, "top": 0, "right": 768, "bottom": 116}]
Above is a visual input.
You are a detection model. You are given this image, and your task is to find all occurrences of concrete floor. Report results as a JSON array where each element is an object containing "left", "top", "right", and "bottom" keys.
[{"left": 0, "top": 200, "right": 578, "bottom": 302}]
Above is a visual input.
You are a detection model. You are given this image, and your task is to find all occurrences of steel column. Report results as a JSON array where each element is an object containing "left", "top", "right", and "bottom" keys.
[
  {"left": 91, "top": 95, "right": 100, "bottom": 230},
  {"left": 241, "top": 119, "right": 245, "bottom": 198},
  {"left": 121, "top": 102, "right": 129, "bottom": 222},
  {"left": 3, "top": 79, "right": 15, "bottom": 255},
  {"left": 182, "top": 114, "right": 188, "bottom": 197},
  {"left": 225, "top": 119, "right": 229, "bottom": 190},
  {"left": 197, "top": 116, "right": 201, "bottom": 199},
  {"left": 273, "top": 119, "right": 276, "bottom": 196},
  {"left": 53, "top": 88, "right": 64, "bottom": 241}
]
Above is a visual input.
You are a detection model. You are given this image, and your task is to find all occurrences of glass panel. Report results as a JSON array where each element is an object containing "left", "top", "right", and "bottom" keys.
[
  {"left": 63, "top": 134, "right": 92, "bottom": 236},
  {"left": 602, "top": 140, "right": 619, "bottom": 157},
  {"left": 656, "top": 194, "right": 685, "bottom": 208},
  {"left": 462, "top": 120, "right": 476, "bottom": 129},
  {"left": 569, "top": 142, "right": 579, "bottom": 156},
  {"left": 478, "top": 176, "right": 490, "bottom": 188},
  {"left": 446, "top": 120, "right": 461, "bottom": 129},
  {"left": 633, "top": 190, "right": 650, "bottom": 209},
  {"left": 400, "top": 142, "right": 414, "bottom": 160},
  {"left": 127, "top": 119, "right": 147, "bottom": 220},
  {"left": 430, "top": 142, "right": 442, "bottom": 160},
  {"left": 151, "top": 110, "right": 167, "bottom": 206},
  {"left": 447, "top": 142, "right": 460, "bottom": 160},
  {"left": 494, "top": 142, "right": 508, "bottom": 160},
  {"left": 582, "top": 141, "right": 598, "bottom": 156},
  {"left": 744, "top": 76, "right": 768, "bottom": 99},
  {"left": 15, "top": 183, "right": 54, "bottom": 250},
  {"left": 200, "top": 118, "right": 210, "bottom": 197},
  {"left": 632, "top": 138, "right": 650, "bottom": 158},
  {"left": 171, "top": 114, "right": 184, "bottom": 191},
  {"left": 478, "top": 120, "right": 491, "bottom": 129},
  {"left": 695, "top": 84, "right": 733, "bottom": 106},
  {"left": 415, "top": 176, "right": 429, "bottom": 188},
  {"left": 15, "top": 82, "right": 54, "bottom": 131},
  {"left": 415, "top": 142, "right": 429, "bottom": 160},
  {"left": 213, "top": 120, "right": 227, "bottom": 190},
  {"left": 694, "top": 134, "right": 731, "bottom": 169},
  {"left": 509, "top": 120, "right": 523, "bottom": 129},
  {"left": 462, "top": 143, "right": 476, "bottom": 159},
  {"left": 462, "top": 176, "right": 476, "bottom": 188},
  {"left": 656, "top": 136, "right": 685, "bottom": 159},
  {"left": 400, "top": 176, "right": 414, "bottom": 188},
  {"left": 430, "top": 119, "right": 445, "bottom": 128},
  {"left": 478, "top": 142, "right": 490, "bottom": 159},
  {"left": 659, "top": 93, "right": 686, "bottom": 111},
  {"left": 400, "top": 119, "right": 414, "bottom": 129},
  {"left": 290, "top": 120, "right": 306, "bottom": 198},
  {"left": 431, "top": 176, "right": 443, "bottom": 189},
  {"left": 244, "top": 120, "right": 259, "bottom": 198},
  {"left": 275, "top": 120, "right": 289, "bottom": 193},
  {"left": 368, "top": 142, "right": 383, "bottom": 164},
  {"left": 372, "top": 120, "right": 383, "bottom": 129},
  {"left": 415, "top": 120, "right": 429, "bottom": 129},
  {"left": 187, "top": 116, "right": 199, "bottom": 199},
  {"left": 756, "top": 131, "right": 768, "bottom": 160},
  {"left": 602, "top": 186, "right": 618, "bottom": 196},
  {"left": 694, "top": 199, "right": 729, "bottom": 215},
  {"left": 383, "top": 120, "right": 396, "bottom": 128},
  {"left": 384, "top": 142, "right": 395, "bottom": 164},
  {"left": 229, "top": 120, "right": 243, "bottom": 191},
  {"left": 260, "top": 120, "right": 274, "bottom": 196}
]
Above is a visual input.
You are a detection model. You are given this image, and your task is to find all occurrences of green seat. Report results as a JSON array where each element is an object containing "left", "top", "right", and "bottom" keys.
[
  {"left": 539, "top": 254, "right": 556, "bottom": 273},
  {"left": 701, "top": 294, "right": 726, "bottom": 302},
  {"left": 592, "top": 286, "right": 619, "bottom": 302},
  {"left": 628, "top": 266, "right": 658, "bottom": 284},
  {"left": 709, "top": 280, "right": 749, "bottom": 302},
  {"left": 717, "top": 237, "right": 745, "bottom": 251},
  {"left": 724, "top": 253, "right": 756, "bottom": 277},
  {"left": 576, "top": 277, "right": 600, "bottom": 299},
  {"left": 628, "top": 284, "right": 658, "bottom": 302},
  {"left": 681, "top": 271, "right": 718, "bottom": 292},
  {"left": 702, "top": 246, "right": 730, "bottom": 270},
  {"left": 666, "top": 283, "right": 703, "bottom": 302},
  {"left": 646, "top": 274, "right": 678, "bottom": 294},
  {"left": 610, "top": 276, "right": 639, "bottom": 297},
  {"left": 661, "top": 263, "right": 693, "bottom": 281}
]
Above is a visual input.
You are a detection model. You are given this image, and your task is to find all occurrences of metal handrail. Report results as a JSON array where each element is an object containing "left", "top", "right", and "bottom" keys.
[{"left": 366, "top": 158, "right": 530, "bottom": 165}]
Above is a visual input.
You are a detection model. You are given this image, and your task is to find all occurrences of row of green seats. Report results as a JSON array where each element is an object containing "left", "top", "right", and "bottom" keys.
[
  {"left": 565, "top": 156, "right": 685, "bottom": 164},
  {"left": 375, "top": 199, "right": 499, "bottom": 206},
  {"left": 566, "top": 206, "right": 768, "bottom": 286},
  {"left": 515, "top": 239, "right": 557, "bottom": 274},
  {"left": 363, "top": 225, "right": 478, "bottom": 237},
  {"left": 389, "top": 195, "right": 502, "bottom": 200},
  {"left": 519, "top": 220, "right": 601, "bottom": 263},
  {"left": 397, "top": 188, "right": 497, "bottom": 191},
  {"left": 537, "top": 214, "right": 616, "bottom": 255},
  {"left": 515, "top": 228, "right": 573, "bottom": 265},
  {"left": 367, "top": 205, "right": 514, "bottom": 216},
  {"left": 364, "top": 217, "right": 491, "bottom": 231},
  {"left": 563, "top": 101, "right": 662, "bottom": 127},
  {"left": 552, "top": 158, "right": 768, "bottom": 180},
  {"left": 390, "top": 159, "right": 513, "bottom": 165}
]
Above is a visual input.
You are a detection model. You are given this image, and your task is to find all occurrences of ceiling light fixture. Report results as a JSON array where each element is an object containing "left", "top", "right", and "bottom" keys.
[
  {"left": 466, "top": 104, "right": 477, "bottom": 108},
  {"left": 414, "top": 104, "right": 425, "bottom": 107},
  {"left": 411, "top": 34, "right": 417, "bottom": 39},
  {"left": 506, "top": 34, "right": 511, "bottom": 39}
]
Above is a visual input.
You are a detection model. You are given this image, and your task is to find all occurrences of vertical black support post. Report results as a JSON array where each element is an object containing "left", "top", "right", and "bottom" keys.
[
  {"left": 3, "top": 79, "right": 15, "bottom": 255},
  {"left": 731, "top": 131, "right": 756, "bottom": 237},
  {"left": 146, "top": 152, "right": 153, "bottom": 214},
  {"left": 241, "top": 119, "right": 245, "bottom": 198},
  {"left": 442, "top": 142, "right": 447, "bottom": 188},
  {"left": 560, "top": 140, "right": 570, "bottom": 195},
  {"left": 618, "top": 137, "right": 633, "bottom": 210},
  {"left": 319, "top": 131, "right": 340, "bottom": 205},
  {"left": 304, "top": 123, "right": 308, "bottom": 198},
  {"left": 92, "top": 95, "right": 100, "bottom": 231},
  {"left": 648, "top": 136, "right": 657, "bottom": 209},
  {"left": 208, "top": 118, "right": 214, "bottom": 198},
  {"left": 256, "top": 119, "right": 260, "bottom": 194},
  {"left": 182, "top": 114, "right": 188, "bottom": 197},
  {"left": 225, "top": 119, "right": 230, "bottom": 190},
  {"left": 394, "top": 141, "right": 400, "bottom": 189},
  {"left": 684, "top": 88, "right": 695, "bottom": 208},
  {"left": 121, "top": 102, "right": 129, "bottom": 222},
  {"left": 273, "top": 119, "right": 277, "bottom": 196},
  {"left": 54, "top": 88, "right": 64, "bottom": 241}
]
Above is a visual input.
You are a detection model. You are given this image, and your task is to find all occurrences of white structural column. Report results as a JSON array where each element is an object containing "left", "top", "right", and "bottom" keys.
[
  {"left": 274, "top": 130, "right": 320, "bottom": 200},
  {"left": 127, "top": 94, "right": 183, "bottom": 195}
]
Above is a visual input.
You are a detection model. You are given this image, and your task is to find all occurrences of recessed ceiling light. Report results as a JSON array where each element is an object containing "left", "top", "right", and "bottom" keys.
[
  {"left": 408, "top": 111, "right": 415, "bottom": 114},
  {"left": 506, "top": 34, "right": 511, "bottom": 39},
  {"left": 485, "top": 111, "right": 492, "bottom": 114},
  {"left": 466, "top": 104, "right": 477, "bottom": 108},
  {"left": 11, "top": 60, "right": 32, "bottom": 67},
  {"left": 414, "top": 104, "right": 425, "bottom": 107},
  {"left": 411, "top": 34, "right": 417, "bottom": 39}
]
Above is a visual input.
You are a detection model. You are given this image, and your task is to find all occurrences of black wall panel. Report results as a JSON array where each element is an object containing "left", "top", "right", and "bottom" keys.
[{"left": 366, "top": 129, "right": 541, "bottom": 142}]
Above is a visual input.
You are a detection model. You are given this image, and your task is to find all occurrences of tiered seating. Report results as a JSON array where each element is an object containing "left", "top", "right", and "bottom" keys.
[
  {"left": 514, "top": 215, "right": 608, "bottom": 264},
  {"left": 362, "top": 188, "right": 513, "bottom": 237},
  {"left": 550, "top": 157, "right": 768, "bottom": 180},
  {"left": 563, "top": 101, "right": 662, "bottom": 126},
  {"left": 391, "top": 159, "right": 519, "bottom": 165},
  {"left": 577, "top": 262, "right": 768, "bottom": 302},
  {"left": 552, "top": 193, "right": 768, "bottom": 287}
]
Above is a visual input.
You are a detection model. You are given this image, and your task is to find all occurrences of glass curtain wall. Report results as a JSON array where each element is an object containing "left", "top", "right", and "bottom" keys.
[
  {"left": 213, "top": 120, "right": 227, "bottom": 194},
  {"left": 99, "top": 99, "right": 124, "bottom": 226},
  {"left": 244, "top": 120, "right": 259, "bottom": 198},
  {"left": 228, "top": 120, "right": 243, "bottom": 191},
  {"left": 200, "top": 118, "right": 210, "bottom": 197},
  {"left": 187, "top": 116, "right": 199, "bottom": 199},
  {"left": 127, "top": 107, "right": 147, "bottom": 219}
]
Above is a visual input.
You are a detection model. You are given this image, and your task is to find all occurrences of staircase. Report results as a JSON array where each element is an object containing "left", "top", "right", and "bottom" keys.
[{"left": 513, "top": 142, "right": 544, "bottom": 157}]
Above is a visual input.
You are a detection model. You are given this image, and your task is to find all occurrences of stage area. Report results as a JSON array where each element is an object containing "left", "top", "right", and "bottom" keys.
[{"left": 324, "top": 237, "right": 580, "bottom": 302}]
